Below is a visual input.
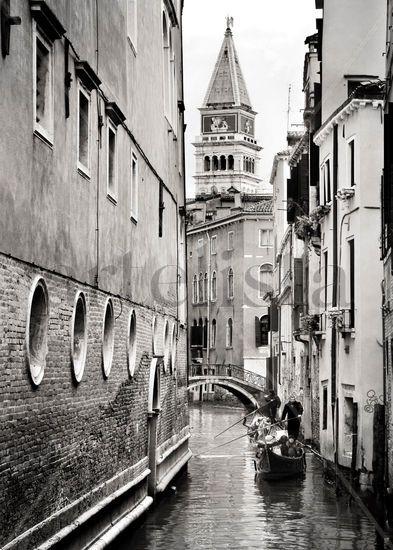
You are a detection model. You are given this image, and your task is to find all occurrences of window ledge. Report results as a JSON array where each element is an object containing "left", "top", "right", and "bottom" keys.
[
  {"left": 226, "top": 347, "right": 233, "bottom": 350},
  {"left": 127, "top": 36, "right": 137, "bottom": 57},
  {"left": 77, "top": 165, "right": 90, "bottom": 180},
  {"left": 130, "top": 215, "right": 138, "bottom": 225},
  {"left": 34, "top": 127, "right": 53, "bottom": 149},
  {"left": 106, "top": 193, "right": 118, "bottom": 205}
]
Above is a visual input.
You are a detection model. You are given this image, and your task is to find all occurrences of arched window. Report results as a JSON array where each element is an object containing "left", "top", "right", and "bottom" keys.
[
  {"left": 211, "top": 270, "right": 217, "bottom": 301},
  {"left": 251, "top": 158, "right": 255, "bottom": 173},
  {"left": 228, "top": 267, "right": 234, "bottom": 299},
  {"left": 212, "top": 155, "right": 218, "bottom": 171},
  {"left": 152, "top": 316, "right": 158, "bottom": 355},
  {"left": 170, "top": 324, "right": 176, "bottom": 373},
  {"left": 204, "top": 272, "right": 208, "bottom": 302},
  {"left": 193, "top": 274, "right": 198, "bottom": 304},
  {"left": 220, "top": 155, "right": 226, "bottom": 170},
  {"left": 259, "top": 264, "right": 273, "bottom": 297},
  {"left": 211, "top": 319, "right": 217, "bottom": 348},
  {"left": 198, "top": 272, "right": 203, "bottom": 302},
  {"left": 243, "top": 157, "right": 246, "bottom": 171},
  {"left": 246, "top": 157, "right": 250, "bottom": 172},
  {"left": 226, "top": 318, "right": 233, "bottom": 348},
  {"left": 204, "top": 155, "right": 210, "bottom": 171},
  {"left": 228, "top": 155, "right": 234, "bottom": 170}
]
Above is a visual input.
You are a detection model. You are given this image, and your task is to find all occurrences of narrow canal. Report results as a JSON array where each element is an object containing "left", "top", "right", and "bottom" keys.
[{"left": 113, "top": 403, "right": 382, "bottom": 549}]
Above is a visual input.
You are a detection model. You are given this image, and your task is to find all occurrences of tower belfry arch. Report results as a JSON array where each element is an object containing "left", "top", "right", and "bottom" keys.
[{"left": 193, "top": 19, "right": 263, "bottom": 196}]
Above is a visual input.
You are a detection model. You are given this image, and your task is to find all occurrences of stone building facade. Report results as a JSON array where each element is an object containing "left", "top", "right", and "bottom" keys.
[{"left": 0, "top": 1, "right": 189, "bottom": 548}]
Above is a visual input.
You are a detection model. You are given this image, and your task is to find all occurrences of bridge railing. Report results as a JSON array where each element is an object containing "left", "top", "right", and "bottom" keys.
[{"left": 189, "top": 363, "right": 266, "bottom": 390}]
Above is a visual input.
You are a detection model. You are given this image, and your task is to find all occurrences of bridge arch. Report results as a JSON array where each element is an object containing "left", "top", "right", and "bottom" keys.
[{"left": 188, "top": 378, "right": 259, "bottom": 408}]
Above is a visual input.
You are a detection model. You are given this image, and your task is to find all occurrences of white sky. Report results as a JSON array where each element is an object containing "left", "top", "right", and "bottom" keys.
[{"left": 183, "top": 0, "right": 318, "bottom": 197}]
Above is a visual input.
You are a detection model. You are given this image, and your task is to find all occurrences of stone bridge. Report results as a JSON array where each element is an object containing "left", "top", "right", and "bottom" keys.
[{"left": 188, "top": 364, "right": 268, "bottom": 409}]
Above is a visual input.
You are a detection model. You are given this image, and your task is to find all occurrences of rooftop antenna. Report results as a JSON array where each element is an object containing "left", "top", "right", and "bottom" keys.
[{"left": 287, "top": 84, "right": 291, "bottom": 132}]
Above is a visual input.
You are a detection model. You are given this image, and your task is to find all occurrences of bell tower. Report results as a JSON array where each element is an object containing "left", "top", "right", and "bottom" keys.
[{"left": 193, "top": 19, "right": 262, "bottom": 195}]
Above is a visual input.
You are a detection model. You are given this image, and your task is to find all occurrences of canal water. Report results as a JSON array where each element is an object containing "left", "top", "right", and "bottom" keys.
[{"left": 113, "top": 403, "right": 383, "bottom": 549}]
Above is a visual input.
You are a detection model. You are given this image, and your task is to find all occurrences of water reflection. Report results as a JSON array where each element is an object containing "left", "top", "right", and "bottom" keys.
[{"left": 112, "top": 403, "right": 381, "bottom": 550}]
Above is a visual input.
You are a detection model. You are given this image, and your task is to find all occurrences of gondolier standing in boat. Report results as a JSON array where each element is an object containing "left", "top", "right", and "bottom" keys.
[
  {"left": 264, "top": 389, "right": 281, "bottom": 423},
  {"left": 281, "top": 395, "right": 303, "bottom": 440}
]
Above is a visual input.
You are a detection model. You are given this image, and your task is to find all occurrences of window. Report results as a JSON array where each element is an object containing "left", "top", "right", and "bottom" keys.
[
  {"left": 212, "top": 156, "right": 218, "bottom": 171},
  {"left": 77, "top": 85, "right": 90, "bottom": 174},
  {"left": 226, "top": 318, "right": 233, "bottom": 348},
  {"left": 211, "top": 235, "right": 217, "bottom": 255},
  {"left": 220, "top": 155, "right": 226, "bottom": 170},
  {"left": 193, "top": 274, "right": 198, "bottom": 304},
  {"left": 204, "top": 273, "right": 208, "bottom": 302},
  {"left": 259, "top": 229, "right": 272, "bottom": 247},
  {"left": 211, "top": 319, "right": 217, "bottom": 348},
  {"left": 259, "top": 264, "right": 273, "bottom": 297},
  {"left": 259, "top": 315, "right": 269, "bottom": 346},
  {"left": 102, "top": 299, "right": 115, "bottom": 377},
  {"left": 323, "top": 251, "right": 328, "bottom": 310},
  {"left": 131, "top": 151, "right": 138, "bottom": 221},
  {"left": 322, "top": 159, "right": 331, "bottom": 204},
  {"left": 128, "top": 310, "right": 137, "bottom": 377},
  {"left": 228, "top": 155, "right": 234, "bottom": 170},
  {"left": 26, "top": 277, "right": 49, "bottom": 386},
  {"left": 197, "top": 238, "right": 204, "bottom": 257},
  {"left": 228, "top": 231, "right": 234, "bottom": 250},
  {"left": 198, "top": 273, "right": 204, "bottom": 303},
  {"left": 33, "top": 27, "right": 53, "bottom": 142},
  {"left": 228, "top": 267, "right": 234, "bottom": 299},
  {"left": 211, "top": 271, "right": 217, "bottom": 301},
  {"left": 203, "top": 318, "right": 208, "bottom": 349},
  {"left": 348, "top": 139, "right": 355, "bottom": 187},
  {"left": 71, "top": 292, "right": 88, "bottom": 383},
  {"left": 349, "top": 239, "right": 355, "bottom": 328},
  {"left": 127, "top": 0, "right": 137, "bottom": 52},
  {"left": 322, "top": 385, "right": 328, "bottom": 430},
  {"left": 162, "top": 12, "right": 170, "bottom": 119},
  {"left": 107, "top": 121, "right": 117, "bottom": 200},
  {"left": 204, "top": 156, "right": 210, "bottom": 171}
]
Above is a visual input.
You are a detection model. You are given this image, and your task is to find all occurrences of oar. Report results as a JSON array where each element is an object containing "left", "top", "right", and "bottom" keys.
[
  {"left": 215, "top": 419, "right": 287, "bottom": 449},
  {"left": 213, "top": 408, "right": 259, "bottom": 439},
  {"left": 214, "top": 402, "right": 271, "bottom": 439},
  {"left": 213, "top": 431, "right": 252, "bottom": 448}
]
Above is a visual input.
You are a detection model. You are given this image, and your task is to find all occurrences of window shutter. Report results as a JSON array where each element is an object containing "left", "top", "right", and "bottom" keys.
[
  {"left": 255, "top": 316, "right": 261, "bottom": 348},
  {"left": 191, "top": 326, "right": 203, "bottom": 347},
  {"left": 294, "top": 258, "right": 303, "bottom": 306},
  {"left": 203, "top": 323, "right": 208, "bottom": 349},
  {"left": 269, "top": 303, "right": 278, "bottom": 332}
]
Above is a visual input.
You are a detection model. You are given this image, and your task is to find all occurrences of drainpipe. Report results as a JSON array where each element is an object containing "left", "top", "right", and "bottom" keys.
[
  {"left": 205, "top": 231, "right": 211, "bottom": 369},
  {"left": 332, "top": 124, "right": 338, "bottom": 468}
]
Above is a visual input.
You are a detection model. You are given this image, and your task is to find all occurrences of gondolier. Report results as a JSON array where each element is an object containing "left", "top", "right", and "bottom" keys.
[{"left": 281, "top": 395, "right": 303, "bottom": 440}]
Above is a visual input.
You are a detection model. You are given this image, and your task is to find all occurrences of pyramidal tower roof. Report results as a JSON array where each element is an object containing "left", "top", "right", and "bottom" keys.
[{"left": 202, "top": 19, "right": 252, "bottom": 110}]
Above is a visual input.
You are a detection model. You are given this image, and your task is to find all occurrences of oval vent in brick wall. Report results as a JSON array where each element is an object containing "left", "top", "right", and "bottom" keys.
[
  {"left": 163, "top": 320, "right": 170, "bottom": 372},
  {"left": 26, "top": 277, "right": 49, "bottom": 386},
  {"left": 171, "top": 323, "right": 176, "bottom": 373},
  {"left": 102, "top": 298, "right": 115, "bottom": 377},
  {"left": 128, "top": 310, "right": 137, "bottom": 377},
  {"left": 71, "top": 292, "right": 87, "bottom": 382}
]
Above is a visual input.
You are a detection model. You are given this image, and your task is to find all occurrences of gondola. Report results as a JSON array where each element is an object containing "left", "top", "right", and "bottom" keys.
[{"left": 254, "top": 443, "right": 306, "bottom": 480}]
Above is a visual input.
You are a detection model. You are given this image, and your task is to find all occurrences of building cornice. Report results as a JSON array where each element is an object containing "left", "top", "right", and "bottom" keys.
[
  {"left": 187, "top": 210, "right": 272, "bottom": 234},
  {"left": 314, "top": 98, "right": 383, "bottom": 146}
]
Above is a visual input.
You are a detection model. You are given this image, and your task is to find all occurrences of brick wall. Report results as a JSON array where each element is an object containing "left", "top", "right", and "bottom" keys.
[{"left": 0, "top": 253, "right": 188, "bottom": 547}]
